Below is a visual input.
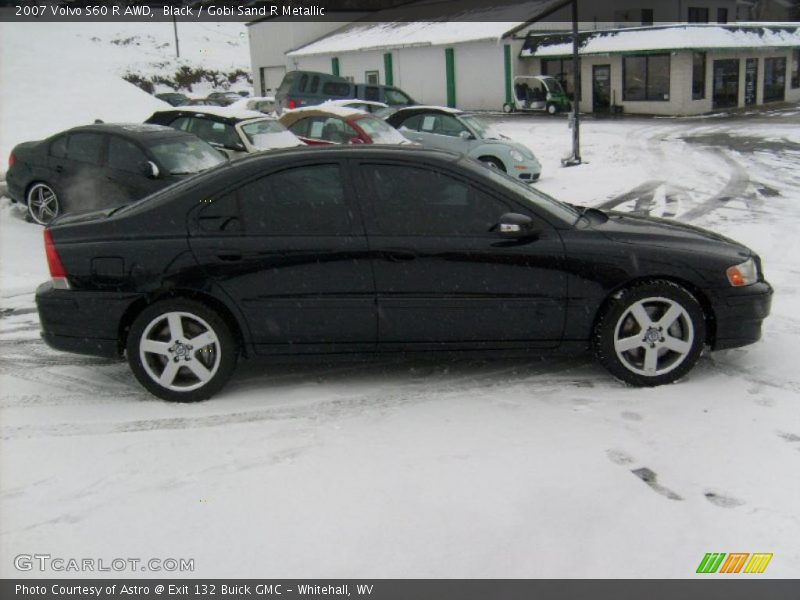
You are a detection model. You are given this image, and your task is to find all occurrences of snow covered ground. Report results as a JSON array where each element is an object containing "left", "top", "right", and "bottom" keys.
[{"left": 1, "top": 107, "right": 799, "bottom": 578}]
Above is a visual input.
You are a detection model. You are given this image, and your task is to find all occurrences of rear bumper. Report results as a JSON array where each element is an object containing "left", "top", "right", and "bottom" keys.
[
  {"left": 5, "top": 173, "right": 24, "bottom": 203},
  {"left": 711, "top": 281, "right": 773, "bottom": 350},
  {"left": 36, "top": 281, "right": 142, "bottom": 358}
]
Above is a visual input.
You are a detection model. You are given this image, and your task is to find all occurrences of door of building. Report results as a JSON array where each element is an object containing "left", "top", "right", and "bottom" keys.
[
  {"left": 713, "top": 59, "right": 740, "bottom": 109},
  {"left": 593, "top": 65, "right": 611, "bottom": 112},
  {"left": 745, "top": 58, "right": 758, "bottom": 106}
]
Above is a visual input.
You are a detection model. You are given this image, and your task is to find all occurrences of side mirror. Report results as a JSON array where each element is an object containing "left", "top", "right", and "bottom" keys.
[
  {"left": 141, "top": 161, "right": 160, "bottom": 179},
  {"left": 493, "top": 213, "right": 539, "bottom": 239},
  {"left": 459, "top": 130, "right": 475, "bottom": 140}
]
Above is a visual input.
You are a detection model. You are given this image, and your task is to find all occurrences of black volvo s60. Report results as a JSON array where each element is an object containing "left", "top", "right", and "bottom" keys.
[{"left": 35, "top": 146, "right": 772, "bottom": 402}]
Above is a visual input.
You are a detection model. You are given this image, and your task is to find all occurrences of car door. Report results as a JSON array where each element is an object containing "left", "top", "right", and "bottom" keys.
[
  {"left": 406, "top": 113, "right": 470, "bottom": 154},
  {"left": 188, "top": 160, "right": 376, "bottom": 354},
  {"left": 104, "top": 135, "right": 163, "bottom": 204},
  {"left": 354, "top": 160, "right": 567, "bottom": 348},
  {"left": 50, "top": 132, "right": 107, "bottom": 212}
]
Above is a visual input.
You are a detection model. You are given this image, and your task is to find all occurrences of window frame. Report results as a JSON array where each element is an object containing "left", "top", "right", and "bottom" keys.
[
  {"left": 623, "top": 53, "right": 671, "bottom": 102},
  {"left": 763, "top": 56, "right": 787, "bottom": 103},
  {"left": 365, "top": 70, "right": 380, "bottom": 85},
  {"left": 791, "top": 49, "right": 799, "bottom": 89}
]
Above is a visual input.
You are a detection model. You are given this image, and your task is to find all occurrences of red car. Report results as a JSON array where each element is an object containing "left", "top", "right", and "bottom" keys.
[{"left": 278, "top": 106, "right": 411, "bottom": 146}]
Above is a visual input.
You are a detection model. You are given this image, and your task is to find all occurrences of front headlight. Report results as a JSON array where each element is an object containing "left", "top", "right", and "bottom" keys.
[
  {"left": 726, "top": 257, "right": 758, "bottom": 287},
  {"left": 509, "top": 149, "right": 524, "bottom": 162}
]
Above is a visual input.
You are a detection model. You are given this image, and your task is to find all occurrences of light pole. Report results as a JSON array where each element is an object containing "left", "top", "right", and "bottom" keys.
[
  {"left": 562, "top": 0, "right": 582, "bottom": 167},
  {"left": 173, "top": 14, "right": 180, "bottom": 59}
]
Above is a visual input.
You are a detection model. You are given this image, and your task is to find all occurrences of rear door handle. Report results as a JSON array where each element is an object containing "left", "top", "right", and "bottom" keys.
[{"left": 384, "top": 249, "right": 416, "bottom": 262}]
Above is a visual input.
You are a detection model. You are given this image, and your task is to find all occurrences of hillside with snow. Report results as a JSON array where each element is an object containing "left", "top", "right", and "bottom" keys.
[{"left": 0, "top": 21, "right": 251, "bottom": 174}]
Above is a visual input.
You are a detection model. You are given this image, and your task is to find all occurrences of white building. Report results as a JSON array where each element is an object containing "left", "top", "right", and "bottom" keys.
[{"left": 521, "top": 24, "right": 800, "bottom": 115}]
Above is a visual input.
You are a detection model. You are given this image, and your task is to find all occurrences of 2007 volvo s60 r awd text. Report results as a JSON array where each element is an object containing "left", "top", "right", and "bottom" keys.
[{"left": 35, "top": 146, "right": 772, "bottom": 402}]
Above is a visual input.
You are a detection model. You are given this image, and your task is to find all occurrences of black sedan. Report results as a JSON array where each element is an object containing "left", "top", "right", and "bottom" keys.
[
  {"left": 35, "top": 146, "right": 772, "bottom": 402},
  {"left": 6, "top": 123, "right": 227, "bottom": 224}
]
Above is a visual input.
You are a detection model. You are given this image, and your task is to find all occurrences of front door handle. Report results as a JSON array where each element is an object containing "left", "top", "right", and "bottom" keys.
[{"left": 384, "top": 249, "right": 416, "bottom": 262}]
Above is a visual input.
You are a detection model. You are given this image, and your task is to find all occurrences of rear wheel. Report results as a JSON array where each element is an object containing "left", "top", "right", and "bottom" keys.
[
  {"left": 592, "top": 281, "right": 706, "bottom": 387},
  {"left": 27, "top": 182, "right": 60, "bottom": 225},
  {"left": 126, "top": 299, "right": 238, "bottom": 402},
  {"left": 547, "top": 103, "right": 558, "bottom": 115},
  {"left": 502, "top": 103, "right": 514, "bottom": 113},
  {"left": 479, "top": 156, "right": 506, "bottom": 172}
]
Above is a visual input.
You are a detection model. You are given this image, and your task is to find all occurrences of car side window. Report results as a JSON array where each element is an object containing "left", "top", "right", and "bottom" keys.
[
  {"left": 364, "top": 164, "right": 510, "bottom": 236},
  {"left": 238, "top": 164, "right": 352, "bottom": 235},
  {"left": 398, "top": 114, "right": 423, "bottom": 131},
  {"left": 67, "top": 133, "right": 105, "bottom": 165},
  {"left": 170, "top": 117, "right": 193, "bottom": 132},
  {"left": 50, "top": 135, "right": 68, "bottom": 158},
  {"left": 421, "top": 114, "right": 466, "bottom": 137},
  {"left": 190, "top": 118, "right": 240, "bottom": 149},
  {"left": 108, "top": 137, "right": 147, "bottom": 173},
  {"left": 322, "top": 81, "right": 351, "bottom": 97},
  {"left": 364, "top": 86, "right": 380, "bottom": 101}
]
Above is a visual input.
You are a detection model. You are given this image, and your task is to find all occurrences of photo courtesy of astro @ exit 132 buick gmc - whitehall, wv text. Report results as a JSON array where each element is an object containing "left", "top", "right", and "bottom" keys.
[{"left": 34, "top": 146, "right": 772, "bottom": 402}]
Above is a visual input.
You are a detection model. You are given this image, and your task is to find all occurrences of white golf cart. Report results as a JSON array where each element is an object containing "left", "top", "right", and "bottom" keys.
[{"left": 503, "top": 75, "right": 572, "bottom": 115}]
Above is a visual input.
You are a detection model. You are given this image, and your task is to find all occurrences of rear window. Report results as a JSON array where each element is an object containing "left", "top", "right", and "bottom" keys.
[
  {"left": 354, "top": 116, "right": 408, "bottom": 145},
  {"left": 148, "top": 137, "right": 226, "bottom": 175},
  {"left": 322, "top": 81, "right": 351, "bottom": 97},
  {"left": 277, "top": 72, "right": 298, "bottom": 96}
]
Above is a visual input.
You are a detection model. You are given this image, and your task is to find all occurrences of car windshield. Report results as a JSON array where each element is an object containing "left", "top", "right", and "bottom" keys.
[
  {"left": 384, "top": 88, "right": 413, "bottom": 105},
  {"left": 541, "top": 76, "right": 566, "bottom": 95},
  {"left": 240, "top": 119, "right": 291, "bottom": 146},
  {"left": 355, "top": 116, "right": 409, "bottom": 144},
  {"left": 462, "top": 157, "right": 580, "bottom": 224},
  {"left": 459, "top": 114, "right": 500, "bottom": 139},
  {"left": 148, "top": 137, "right": 226, "bottom": 175}
]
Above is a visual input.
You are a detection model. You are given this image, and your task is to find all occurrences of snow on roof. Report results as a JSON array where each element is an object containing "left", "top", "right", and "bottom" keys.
[
  {"left": 283, "top": 104, "right": 366, "bottom": 118},
  {"left": 521, "top": 23, "right": 800, "bottom": 58},
  {"left": 287, "top": 0, "right": 562, "bottom": 57},
  {"left": 324, "top": 99, "right": 389, "bottom": 109},
  {"left": 169, "top": 105, "right": 267, "bottom": 120},
  {"left": 393, "top": 105, "right": 464, "bottom": 114}
]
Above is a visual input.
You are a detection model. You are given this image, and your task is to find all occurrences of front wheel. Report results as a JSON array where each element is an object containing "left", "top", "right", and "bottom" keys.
[
  {"left": 126, "top": 299, "right": 238, "bottom": 402},
  {"left": 547, "top": 103, "right": 558, "bottom": 115},
  {"left": 592, "top": 281, "right": 706, "bottom": 387},
  {"left": 502, "top": 102, "right": 514, "bottom": 113},
  {"left": 27, "top": 182, "right": 61, "bottom": 225},
  {"left": 479, "top": 156, "right": 506, "bottom": 172}
]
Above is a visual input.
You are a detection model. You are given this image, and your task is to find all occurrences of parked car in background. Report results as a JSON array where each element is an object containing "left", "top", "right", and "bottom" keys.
[
  {"left": 205, "top": 91, "right": 242, "bottom": 106},
  {"left": 387, "top": 106, "right": 542, "bottom": 181},
  {"left": 146, "top": 107, "right": 303, "bottom": 159},
  {"left": 275, "top": 70, "right": 416, "bottom": 114},
  {"left": 155, "top": 92, "right": 190, "bottom": 107},
  {"left": 6, "top": 123, "right": 226, "bottom": 225},
  {"left": 35, "top": 145, "right": 772, "bottom": 401},
  {"left": 228, "top": 95, "right": 277, "bottom": 114},
  {"left": 278, "top": 106, "right": 411, "bottom": 146},
  {"left": 185, "top": 98, "right": 217, "bottom": 107}
]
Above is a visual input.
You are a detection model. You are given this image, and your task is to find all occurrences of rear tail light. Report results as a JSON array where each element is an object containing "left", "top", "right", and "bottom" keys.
[
  {"left": 286, "top": 98, "right": 297, "bottom": 109},
  {"left": 8, "top": 152, "right": 15, "bottom": 169},
  {"left": 44, "top": 229, "right": 70, "bottom": 289}
]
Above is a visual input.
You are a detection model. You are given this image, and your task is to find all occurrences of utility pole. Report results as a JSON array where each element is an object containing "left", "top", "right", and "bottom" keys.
[
  {"left": 562, "top": 0, "right": 582, "bottom": 167},
  {"left": 173, "top": 15, "right": 180, "bottom": 59}
]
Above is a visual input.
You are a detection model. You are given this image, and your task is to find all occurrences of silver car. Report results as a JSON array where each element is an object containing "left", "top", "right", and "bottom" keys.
[{"left": 386, "top": 106, "right": 542, "bottom": 182}]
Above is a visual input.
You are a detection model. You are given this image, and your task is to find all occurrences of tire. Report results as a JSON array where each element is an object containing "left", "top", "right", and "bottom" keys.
[
  {"left": 26, "top": 182, "right": 61, "bottom": 225},
  {"left": 126, "top": 298, "right": 238, "bottom": 402},
  {"left": 547, "top": 103, "right": 558, "bottom": 115},
  {"left": 592, "top": 280, "right": 706, "bottom": 387},
  {"left": 502, "top": 103, "right": 514, "bottom": 113},
  {"left": 479, "top": 156, "right": 506, "bottom": 172}
]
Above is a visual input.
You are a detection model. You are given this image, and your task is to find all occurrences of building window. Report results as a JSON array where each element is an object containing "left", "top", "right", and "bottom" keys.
[
  {"left": 642, "top": 8, "right": 654, "bottom": 25},
  {"left": 688, "top": 7, "right": 709, "bottom": 22},
  {"left": 541, "top": 58, "right": 581, "bottom": 100},
  {"left": 792, "top": 49, "right": 799, "bottom": 88},
  {"left": 365, "top": 70, "right": 379, "bottom": 85},
  {"left": 623, "top": 54, "right": 670, "bottom": 101},
  {"left": 692, "top": 52, "right": 706, "bottom": 100},
  {"left": 764, "top": 57, "right": 787, "bottom": 103},
  {"left": 717, "top": 8, "right": 728, "bottom": 23}
]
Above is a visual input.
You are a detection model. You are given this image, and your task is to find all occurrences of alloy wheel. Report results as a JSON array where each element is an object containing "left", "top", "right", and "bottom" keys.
[{"left": 27, "top": 183, "right": 60, "bottom": 225}]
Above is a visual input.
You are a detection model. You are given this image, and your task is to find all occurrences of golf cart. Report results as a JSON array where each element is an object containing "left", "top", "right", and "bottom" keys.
[{"left": 503, "top": 75, "right": 571, "bottom": 114}]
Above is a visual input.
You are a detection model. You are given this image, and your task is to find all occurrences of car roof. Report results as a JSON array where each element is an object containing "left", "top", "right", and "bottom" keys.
[
  {"left": 391, "top": 105, "right": 464, "bottom": 116},
  {"left": 151, "top": 106, "right": 271, "bottom": 123},
  {"left": 235, "top": 144, "right": 461, "bottom": 167},
  {"left": 63, "top": 123, "right": 193, "bottom": 141}
]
